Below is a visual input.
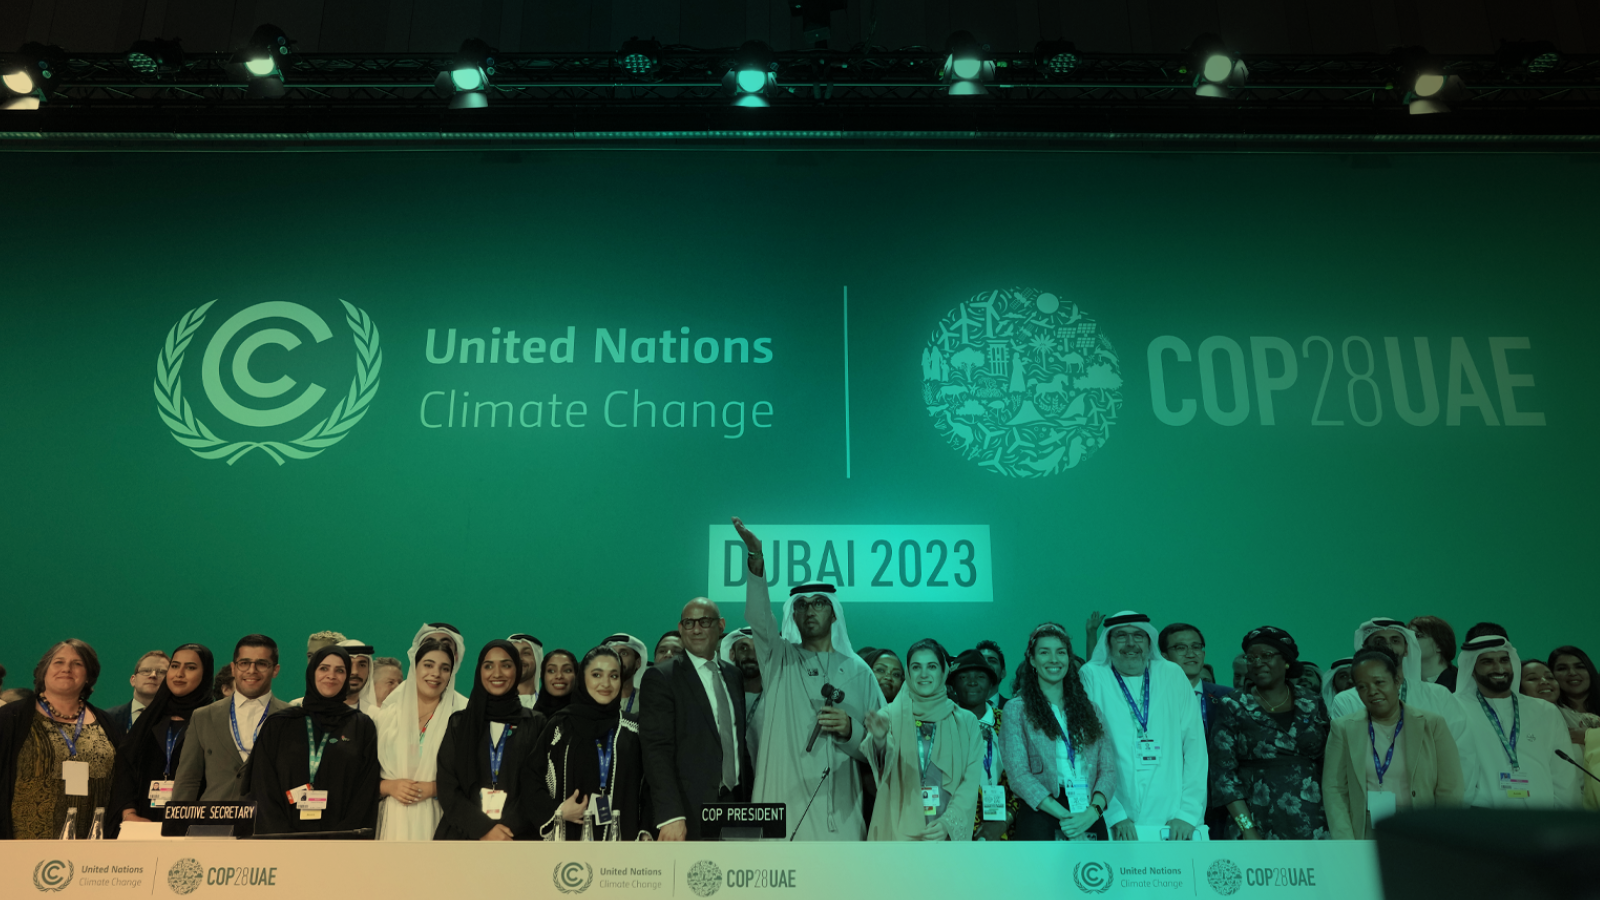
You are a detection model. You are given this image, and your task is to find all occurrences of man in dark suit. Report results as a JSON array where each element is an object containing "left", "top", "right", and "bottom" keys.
[
  {"left": 105, "top": 650, "right": 170, "bottom": 735},
  {"left": 640, "top": 598, "right": 753, "bottom": 841},
  {"left": 172, "top": 635, "right": 287, "bottom": 802},
  {"left": 1158, "top": 622, "right": 1233, "bottom": 838}
]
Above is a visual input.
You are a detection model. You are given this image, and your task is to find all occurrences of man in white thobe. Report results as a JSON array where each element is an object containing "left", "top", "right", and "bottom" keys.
[
  {"left": 1080, "top": 611, "right": 1207, "bottom": 840},
  {"left": 732, "top": 517, "right": 883, "bottom": 841},
  {"left": 1454, "top": 635, "right": 1581, "bottom": 809}
]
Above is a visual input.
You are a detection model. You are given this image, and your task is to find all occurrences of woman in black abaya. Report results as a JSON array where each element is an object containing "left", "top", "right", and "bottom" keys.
[
  {"left": 247, "top": 646, "right": 380, "bottom": 836},
  {"left": 110, "top": 643, "right": 214, "bottom": 828},
  {"left": 434, "top": 639, "right": 546, "bottom": 840}
]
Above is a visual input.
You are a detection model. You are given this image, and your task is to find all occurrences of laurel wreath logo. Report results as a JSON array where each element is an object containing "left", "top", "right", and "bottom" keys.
[
  {"left": 154, "top": 299, "right": 381, "bottom": 465},
  {"left": 33, "top": 859, "right": 73, "bottom": 892}
]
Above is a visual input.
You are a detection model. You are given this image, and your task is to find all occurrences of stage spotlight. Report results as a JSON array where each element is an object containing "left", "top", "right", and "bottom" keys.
[
  {"left": 724, "top": 41, "right": 776, "bottom": 107},
  {"left": 617, "top": 37, "right": 661, "bottom": 78},
  {"left": 1034, "top": 40, "right": 1079, "bottom": 76},
  {"left": 1186, "top": 34, "right": 1246, "bottom": 98},
  {"left": 236, "top": 25, "right": 291, "bottom": 98},
  {"left": 943, "top": 31, "right": 993, "bottom": 96},
  {"left": 1394, "top": 47, "right": 1465, "bottom": 115},
  {"left": 127, "top": 38, "right": 184, "bottom": 75},
  {"left": 446, "top": 39, "right": 495, "bottom": 108},
  {"left": 2, "top": 43, "right": 64, "bottom": 106},
  {"left": 1496, "top": 39, "right": 1560, "bottom": 74}
]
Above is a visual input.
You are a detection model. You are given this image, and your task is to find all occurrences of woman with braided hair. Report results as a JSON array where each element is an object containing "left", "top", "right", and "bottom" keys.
[{"left": 998, "top": 622, "right": 1117, "bottom": 840}]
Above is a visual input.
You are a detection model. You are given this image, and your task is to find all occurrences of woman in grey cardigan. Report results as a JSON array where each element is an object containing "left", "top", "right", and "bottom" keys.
[{"left": 999, "top": 622, "right": 1118, "bottom": 840}]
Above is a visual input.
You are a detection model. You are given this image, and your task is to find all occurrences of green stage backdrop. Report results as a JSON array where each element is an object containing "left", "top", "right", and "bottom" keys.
[{"left": 1, "top": 149, "right": 1594, "bottom": 695}]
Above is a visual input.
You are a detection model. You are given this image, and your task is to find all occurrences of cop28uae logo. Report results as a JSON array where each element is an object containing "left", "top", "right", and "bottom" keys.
[
  {"left": 166, "top": 858, "right": 204, "bottom": 895},
  {"left": 154, "top": 300, "right": 381, "bottom": 465},
  {"left": 923, "top": 288, "right": 1122, "bottom": 478}
]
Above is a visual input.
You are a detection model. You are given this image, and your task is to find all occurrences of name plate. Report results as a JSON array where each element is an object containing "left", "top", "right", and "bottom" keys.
[
  {"left": 699, "top": 803, "right": 787, "bottom": 840},
  {"left": 160, "top": 801, "right": 257, "bottom": 838}
]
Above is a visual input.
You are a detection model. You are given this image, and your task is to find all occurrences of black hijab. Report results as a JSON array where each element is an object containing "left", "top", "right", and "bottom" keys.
[
  {"left": 121, "top": 643, "right": 214, "bottom": 771},
  {"left": 546, "top": 647, "right": 624, "bottom": 794},
  {"left": 282, "top": 646, "right": 359, "bottom": 726},
  {"left": 531, "top": 649, "right": 578, "bottom": 717},
  {"left": 465, "top": 640, "right": 526, "bottom": 727}
]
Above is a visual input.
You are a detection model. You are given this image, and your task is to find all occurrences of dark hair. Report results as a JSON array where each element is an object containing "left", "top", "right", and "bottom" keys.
[
  {"left": 426, "top": 622, "right": 461, "bottom": 634},
  {"left": 862, "top": 648, "right": 899, "bottom": 669},
  {"left": 579, "top": 645, "right": 623, "bottom": 673},
  {"left": 32, "top": 639, "right": 101, "bottom": 700},
  {"left": 1463, "top": 622, "right": 1508, "bottom": 643},
  {"left": 508, "top": 634, "right": 542, "bottom": 647},
  {"left": 234, "top": 634, "right": 278, "bottom": 665},
  {"left": 1548, "top": 646, "right": 1599, "bottom": 716},
  {"left": 1011, "top": 623, "right": 1102, "bottom": 747},
  {"left": 1351, "top": 648, "right": 1400, "bottom": 679},
  {"left": 211, "top": 668, "right": 234, "bottom": 702},
  {"left": 1157, "top": 623, "right": 1205, "bottom": 654},
  {"left": 0, "top": 662, "right": 6, "bottom": 687},
  {"left": 855, "top": 646, "right": 878, "bottom": 663},
  {"left": 905, "top": 638, "right": 951, "bottom": 670},
  {"left": 655, "top": 631, "right": 681, "bottom": 652},
  {"left": 542, "top": 649, "right": 578, "bottom": 673},
  {"left": 975, "top": 640, "right": 1006, "bottom": 672},
  {"left": 132, "top": 650, "right": 170, "bottom": 674},
  {"left": 416, "top": 636, "right": 457, "bottom": 666},
  {"left": 1407, "top": 616, "right": 1457, "bottom": 663}
]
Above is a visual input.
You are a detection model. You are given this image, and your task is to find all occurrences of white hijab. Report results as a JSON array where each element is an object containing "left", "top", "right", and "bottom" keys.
[
  {"left": 605, "top": 633, "right": 650, "bottom": 696},
  {"left": 1454, "top": 635, "right": 1522, "bottom": 699},
  {"left": 1088, "top": 610, "right": 1161, "bottom": 669},
  {"left": 507, "top": 635, "right": 544, "bottom": 696},
  {"left": 778, "top": 585, "right": 856, "bottom": 656},
  {"left": 1322, "top": 658, "right": 1354, "bottom": 712},
  {"left": 375, "top": 624, "right": 468, "bottom": 841},
  {"left": 338, "top": 639, "right": 382, "bottom": 712},
  {"left": 1352, "top": 618, "right": 1425, "bottom": 688}
]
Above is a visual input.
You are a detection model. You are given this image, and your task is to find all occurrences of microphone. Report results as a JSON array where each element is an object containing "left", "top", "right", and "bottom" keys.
[
  {"left": 805, "top": 684, "right": 846, "bottom": 752},
  {"left": 1555, "top": 749, "right": 1600, "bottom": 784}
]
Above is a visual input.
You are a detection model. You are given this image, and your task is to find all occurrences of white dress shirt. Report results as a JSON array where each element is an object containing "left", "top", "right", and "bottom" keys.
[
  {"left": 129, "top": 697, "right": 148, "bottom": 724},
  {"left": 232, "top": 692, "right": 273, "bottom": 760}
]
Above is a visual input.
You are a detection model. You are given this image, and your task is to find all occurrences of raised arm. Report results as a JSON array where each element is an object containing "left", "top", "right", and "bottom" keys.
[{"left": 732, "top": 517, "right": 779, "bottom": 655}]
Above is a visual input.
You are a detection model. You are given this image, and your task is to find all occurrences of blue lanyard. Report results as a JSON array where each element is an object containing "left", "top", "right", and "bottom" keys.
[
  {"left": 1367, "top": 711, "right": 1404, "bottom": 784},
  {"left": 1477, "top": 693, "right": 1521, "bottom": 770},
  {"left": 623, "top": 693, "right": 636, "bottom": 715},
  {"left": 981, "top": 724, "right": 994, "bottom": 780},
  {"left": 488, "top": 725, "right": 511, "bottom": 788},
  {"left": 1196, "top": 689, "right": 1209, "bottom": 734},
  {"left": 596, "top": 732, "right": 615, "bottom": 790},
  {"left": 1113, "top": 669, "right": 1151, "bottom": 735},
  {"left": 229, "top": 700, "right": 266, "bottom": 755},
  {"left": 41, "top": 702, "right": 86, "bottom": 758},
  {"left": 305, "top": 718, "right": 333, "bottom": 785},
  {"left": 163, "top": 725, "right": 184, "bottom": 778}
]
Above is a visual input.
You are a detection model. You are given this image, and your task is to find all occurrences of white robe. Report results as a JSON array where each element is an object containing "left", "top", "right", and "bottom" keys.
[
  {"left": 744, "top": 569, "right": 883, "bottom": 840},
  {"left": 374, "top": 625, "right": 469, "bottom": 841},
  {"left": 1455, "top": 692, "right": 1582, "bottom": 809},
  {"left": 1081, "top": 662, "right": 1207, "bottom": 832}
]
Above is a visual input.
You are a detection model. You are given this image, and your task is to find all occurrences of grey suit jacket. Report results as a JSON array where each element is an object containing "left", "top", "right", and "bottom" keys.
[{"left": 172, "top": 694, "right": 288, "bottom": 802}]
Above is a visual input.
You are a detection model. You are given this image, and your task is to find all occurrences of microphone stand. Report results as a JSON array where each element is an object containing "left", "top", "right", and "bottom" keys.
[
  {"left": 788, "top": 767, "right": 831, "bottom": 841},
  {"left": 1555, "top": 749, "right": 1600, "bottom": 784}
]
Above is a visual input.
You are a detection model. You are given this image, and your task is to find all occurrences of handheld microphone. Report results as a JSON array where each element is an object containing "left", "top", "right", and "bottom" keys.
[
  {"left": 1555, "top": 749, "right": 1600, "bottom": 784},
  {"left": 805, "top": 684, "right": 846, "bottom": 752}
]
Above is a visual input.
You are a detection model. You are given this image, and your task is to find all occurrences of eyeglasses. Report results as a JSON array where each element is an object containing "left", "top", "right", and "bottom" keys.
[
  {"left": 793, "top": 599, "right": 833, "bottom": 613},
  {"left": 1166, "top": 643, "right": 1205, "bottom": 655},
  {"left": 1245, "top": 651, "right": 1283, "bottom": 665},
  {"left": 1108, "top": 633, "right": 1150, "bottom": 646},
  {"left": 679, "top": 617, "right": 720, "bottom": 631},
  {"left": 233, "top": 659, "right": 274, "bottom": 671},
  {"left": 135, "top": 667, "right": 167, "bottom": 677}
]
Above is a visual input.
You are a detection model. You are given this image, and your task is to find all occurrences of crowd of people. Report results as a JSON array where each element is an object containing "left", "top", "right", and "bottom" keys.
[{"left": 1, "top": 518, "right": 1596, "bottom": 843}]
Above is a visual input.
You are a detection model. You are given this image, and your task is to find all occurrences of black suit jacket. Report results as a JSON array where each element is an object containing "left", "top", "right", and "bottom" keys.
[
  {"left": 105, "top": 702, "right": 135, "bottom": 738},
  {"left": 639, "top": 654, "right": 753, "bottom": 838}
]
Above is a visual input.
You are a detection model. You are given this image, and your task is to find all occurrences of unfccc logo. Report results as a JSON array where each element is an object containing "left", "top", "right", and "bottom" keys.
[{"left": 154, "top": 299, "right": 381, "bottom": 465}]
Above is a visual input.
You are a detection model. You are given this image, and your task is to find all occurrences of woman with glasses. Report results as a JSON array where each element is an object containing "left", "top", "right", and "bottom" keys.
[{"left": 1210, "top": 626, "right": 1332, "bottom": 840}]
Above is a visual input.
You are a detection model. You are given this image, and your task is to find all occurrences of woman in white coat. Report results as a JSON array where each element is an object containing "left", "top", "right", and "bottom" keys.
[{"left": 374, "top": 626, "right": 467, "bottom": 840}]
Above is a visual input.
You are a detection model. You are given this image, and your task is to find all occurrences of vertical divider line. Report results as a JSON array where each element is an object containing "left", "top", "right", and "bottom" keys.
[{"left": 843, "top": 286, "right": 852, "bottom": 479}]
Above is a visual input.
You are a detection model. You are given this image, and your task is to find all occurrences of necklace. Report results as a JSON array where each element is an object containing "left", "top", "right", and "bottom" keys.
[
  {"left": 1255, "top": 687, "right": 1292, "bottom": 712},
  {"left": 38, "top": 696, "right": 83, "bottom": 722}
]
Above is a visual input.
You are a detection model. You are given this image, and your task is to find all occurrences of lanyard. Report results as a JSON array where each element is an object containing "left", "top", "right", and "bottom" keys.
[
  {"left": 915, "top": 721, "right": 934, "bottom": 772},
  {"left": 623, "top": 693, "right": 636, "bottom": 715},
  {"left": 981, "top": 724, "right": 994, "bottom": 780},
  {"left": 1051, "top": 706, "right": 1078, "bottom": 774},
  {"left": 305, "top": 718, "right": 333, "bottom": 785},
  {"left": 229, "top": 700, "right": 266, "bottom": 755},
  {"left": 42, "top": 702, "right": 86, "bottom": 758},
  {"left": 488, "top": 725, "right": 511, "bottom": 788},
  {"left": 1196, "top": 689, "right": 1209, "bottom": 734},
  {"left": 1477, "top": 693, "right": 1520, "bottom": 770},
  {"left": 1367, "top": 710, "right": 1404, "bottom": 784},
  {"left": 596, "top": 732, "right": 616, "bottom": 790},
  {"left": 163, "top": 725, "right": 185, "bottom": 778},
  {"left": 1113, "top": 669, "right": 1151, "bottom": 735}
]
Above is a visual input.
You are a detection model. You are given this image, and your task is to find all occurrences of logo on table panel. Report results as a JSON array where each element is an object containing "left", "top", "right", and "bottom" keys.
[
  {"left": 687, "top": 860, "right": 723, "bottom": 897},
  {"left": 166, "top": 858, "right": 204, "bottom": 895},
  {"left": 923, "top": 287, "right": 1122, "bottom": 478},
  {"left": 32, "top": 860, "right": 73, "bottom": 892},
  {"left": 1206, "top": 859, "right": 1243, "bottom": 896},
  {"left": 154, "top": 299, "right": 382, "bottom": 465},
  {"left": 1073, "top": 860, "right": 1113, "bottom": 894},
  {"left": 553, "top": 862, "right": 593, "bottom": 894}
]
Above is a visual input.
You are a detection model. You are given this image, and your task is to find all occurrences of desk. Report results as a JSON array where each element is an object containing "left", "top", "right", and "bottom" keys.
[{"left": 0, "top": 839, "right": 1382, "bottom": 899}]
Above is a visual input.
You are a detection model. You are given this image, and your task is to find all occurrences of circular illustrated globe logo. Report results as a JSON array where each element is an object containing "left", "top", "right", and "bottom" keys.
[
  {"left": 552, "top": 862, "right": 593, "bottom": 894},
  {"left": 923, "top": 287, "right": 1122, "bottom": 477},
  {"left": 687, "top": 860, "right": 723, "bottom": 897},
  {"left": 1072, "top": 860, "right": 1112, "bottom": 894},
  {"left": 1207, "top": 859, "right": 1243, "bottom": 896},
  {"left": 167, "top": 859, "right": 204, "bottom": 896}
]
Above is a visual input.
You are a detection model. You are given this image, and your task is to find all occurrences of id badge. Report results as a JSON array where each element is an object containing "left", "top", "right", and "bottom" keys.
[
  {"left": 148, "top": 780, "right": 175, "bottom": 807},
  {"left": 590, "top": 794, "right": 614, "bottom": 826},
  {"left": 1065, "top": 778, "right": 1091, "bottom": 813},
  {"left": 479, "top": 788, "right": 507, "bottom": 821},
  {"left": 921, "top": 787, "right": 940, "bottom": 817},
  {"left": 1366, "top": 790, "right": 1397, "bottom": 824},
  {"left": 62, "top": 760, "right": 90, "bottom": 796},
  {"left": 1500, "top": 772, "right": 1531, "bottom": 799},
  {"left": 981, "top": 784, "right": 1007, "bottom": 822},
  {"left": 1136, "top": 738, "right": 1161, "bottom": 772},
  {"left": 296, "top": 789, "right": 328, "bottom": 811}
]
